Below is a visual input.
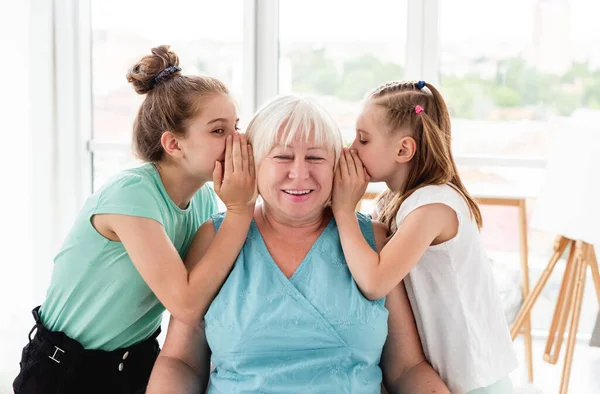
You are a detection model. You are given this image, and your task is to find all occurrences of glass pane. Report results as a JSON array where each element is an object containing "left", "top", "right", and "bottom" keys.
[
  {"left": 90, "top": 0, "right": 243, "bottom": 189},
  {"left": 440, "top": 0, "right": 600, "bottom": 159},
  {"left": 440, "top": 0, "right": 600, "bottom": 335},
  {"left": 279, "top": 0, "right": 408, "bottom": 145}
]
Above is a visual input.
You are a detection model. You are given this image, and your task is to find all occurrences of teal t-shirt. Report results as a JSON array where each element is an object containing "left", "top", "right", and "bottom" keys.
[{"left": 40, "top": 163, "right": 218, "bottom": 351}]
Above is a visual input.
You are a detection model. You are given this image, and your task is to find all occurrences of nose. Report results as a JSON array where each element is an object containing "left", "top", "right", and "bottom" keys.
[
  {"left": 349, "top": 138, "right": 359, "bottom": 150},
  {"left": 288, "top": 158, "right": 310, "bottom": 180}
]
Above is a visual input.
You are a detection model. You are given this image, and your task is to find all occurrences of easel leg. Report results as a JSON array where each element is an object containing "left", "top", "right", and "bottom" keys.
[
  {"left": 587, "top": 246, "right": 600, "bottom": 305},
  {"left": 511, "top": 236, "right": 570, "bottom": 340},
  {"left": 559, "top": 242, "right": 588, "bottom": 394},
  {"left": 544, "top": 242, "right": 576, "bottom": 364},
  {"left": 518, "top": 199, "right": 534, "bottom": 381}
]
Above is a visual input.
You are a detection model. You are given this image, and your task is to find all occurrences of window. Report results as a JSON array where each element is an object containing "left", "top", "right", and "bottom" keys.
[
  {"left": 440, "top": 0, "right": 600, "bottom": 161},
  {"left": 279, "top": 0, "right": 408, "bottom": 145},
  {"left": 90, "top": 0, "right": 244, "bottom": 189},
  {"left": 439, "top": 0, "right": 552, "bottom": 188},
  {"left": 440, "top": 0, "right": 600, "bottom": 334}
]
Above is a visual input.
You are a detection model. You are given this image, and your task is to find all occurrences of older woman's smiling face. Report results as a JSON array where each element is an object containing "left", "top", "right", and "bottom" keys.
[{"left": 257, "top": 136, "right": 335, "bottom": 223}]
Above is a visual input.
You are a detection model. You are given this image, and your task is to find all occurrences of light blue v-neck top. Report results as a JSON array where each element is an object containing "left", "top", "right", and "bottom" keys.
[{"left": 204, "top": 211, "right": 389, "bottom": 393}]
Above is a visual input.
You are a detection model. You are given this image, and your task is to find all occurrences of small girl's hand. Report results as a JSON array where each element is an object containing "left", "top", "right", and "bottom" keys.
[
  {"left": 332, "top": 148, "right": 371, "bottom": 216},
  {"left": 213, "top": 133, "right": 257, "bottom": 218}
]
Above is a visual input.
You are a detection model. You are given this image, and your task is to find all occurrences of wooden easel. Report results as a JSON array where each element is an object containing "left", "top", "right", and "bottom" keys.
[{"left": 510, "top": 236, "right": 600, "bottom": 393}]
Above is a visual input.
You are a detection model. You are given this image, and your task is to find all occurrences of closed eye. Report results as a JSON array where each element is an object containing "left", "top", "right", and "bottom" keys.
[
  {"left": 274, "top": 156, "right": 293, "bottom": 160},
  {"left": 307, "top": 157, "right": 325, "bottom": 161}
]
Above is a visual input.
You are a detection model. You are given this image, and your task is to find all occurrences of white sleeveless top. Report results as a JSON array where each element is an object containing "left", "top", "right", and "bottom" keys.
[{"left": 395, "top": 184, "right": 518, "bottom": 394}]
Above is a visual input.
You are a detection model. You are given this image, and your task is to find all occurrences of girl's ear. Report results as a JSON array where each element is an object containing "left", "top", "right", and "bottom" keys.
[
  {"left": 395, "top": 136, "right": 416, "bottom": 164},
  {"left": 161, "top": 131, "right": 184, "bottom": 159}
]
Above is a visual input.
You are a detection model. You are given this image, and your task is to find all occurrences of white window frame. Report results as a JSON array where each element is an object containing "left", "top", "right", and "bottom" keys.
[
  {"left": 405, "top": 0, "right": 440, "bottom": 84},
  {"left": 30, "top": 0, "right": 57, "bottom": 302},
  {"left": 54, "top": 0, "right": 93, "bottom": 226}
]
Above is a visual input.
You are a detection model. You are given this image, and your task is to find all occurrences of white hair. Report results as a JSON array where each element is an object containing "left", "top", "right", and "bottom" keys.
[{"left": 246, "top": 94, "right": 344, "bottom": 164}]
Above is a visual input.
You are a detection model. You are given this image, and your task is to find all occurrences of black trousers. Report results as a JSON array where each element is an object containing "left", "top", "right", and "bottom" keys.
[{"left": 13, "top": 306, "right": 161, "bottom": 394}]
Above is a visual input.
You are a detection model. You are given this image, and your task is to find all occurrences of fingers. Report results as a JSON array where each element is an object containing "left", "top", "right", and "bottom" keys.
[
  {"left": 341, "top": 148, "right": 360, "bottom": 179},
  {"left": 248, "top": 144, "right": 255, "bottom": 178},
  {"left": 212, "top": 161, "right": 223, "bottom": 193},
  {"left": 346, "top": 149, "right": 359, "bottom": 177},
  {"left": 232, "top": 133, "right": 243, "bottom": 172},
  {"left": 349, "top": 149, "right": 364, "bottom": 179},
  {"left": 240, "top": 133, "right": 249, "bottom": 171},
  {"left": 334, "top": 158, "right": 342, "bottom": 183},
  {"left": 338, "top": 149, "right": 348, "bottom": 180},
  {"left": 224, "top": 134, "right": 233, "bottom": 180}
]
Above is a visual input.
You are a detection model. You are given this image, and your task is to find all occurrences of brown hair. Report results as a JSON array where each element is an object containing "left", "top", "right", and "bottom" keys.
[
  {"left": 370, "top": 81, "right": 482, "bottom": 232},
  {"left": 126, "top": 45, "right": 229, "bottom": 162}
]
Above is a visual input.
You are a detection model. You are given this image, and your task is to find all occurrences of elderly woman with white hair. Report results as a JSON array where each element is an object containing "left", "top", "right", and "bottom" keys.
[{"left": 147, "top": 95, "right": 449, "bottom": 394}]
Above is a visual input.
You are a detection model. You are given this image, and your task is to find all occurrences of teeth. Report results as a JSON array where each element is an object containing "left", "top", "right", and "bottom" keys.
[{"left": 285, "top": 190, "right": 311, "bottom": 195}]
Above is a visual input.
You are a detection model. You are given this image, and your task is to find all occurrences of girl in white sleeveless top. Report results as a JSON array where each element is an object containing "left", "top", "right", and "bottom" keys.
[{"left": 331, "top": 80, "right": 518, "bottom": 394}]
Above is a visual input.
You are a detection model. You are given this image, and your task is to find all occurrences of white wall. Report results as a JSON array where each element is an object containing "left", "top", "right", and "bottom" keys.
[
  {"left": 0, "top": 0, "right": 57, "bottom": 390},
  {"left": 0, "top": 0, "right": 34, "bottom": 390}
]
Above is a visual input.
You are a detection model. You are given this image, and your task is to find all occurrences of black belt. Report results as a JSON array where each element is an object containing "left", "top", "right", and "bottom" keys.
[{"left": 29, "top": 306, "right": 161, "bottom": 368}]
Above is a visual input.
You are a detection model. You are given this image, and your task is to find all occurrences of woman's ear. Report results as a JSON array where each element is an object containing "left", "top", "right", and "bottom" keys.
[
  {"left": 161, "top": 131, "right": 184, "bottom": 159},
  {"left": 395, "top": 136, "right": 416, "bottom": 164}
]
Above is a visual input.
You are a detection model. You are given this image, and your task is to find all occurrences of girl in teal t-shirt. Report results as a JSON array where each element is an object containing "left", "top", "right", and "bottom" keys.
[{"left": 13, "top": 45, "right": 257, "bottom": 394}]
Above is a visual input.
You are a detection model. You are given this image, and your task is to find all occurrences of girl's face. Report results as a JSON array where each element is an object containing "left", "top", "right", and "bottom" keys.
[
  {"left": 350, "top": 100, "right": 402, "bottom": 183},
  {"left": 177, "top": 94, "right": 239, "bottom": 182}
]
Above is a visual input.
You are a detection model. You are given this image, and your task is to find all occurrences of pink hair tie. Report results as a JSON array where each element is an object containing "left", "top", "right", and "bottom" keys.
[{"left": 415, "top": 105, "right": 424, "bottom": 114}]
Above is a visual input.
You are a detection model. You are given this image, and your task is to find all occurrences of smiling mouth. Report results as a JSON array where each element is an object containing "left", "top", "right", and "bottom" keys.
[{"left": 283, "top": 189, "right": 313, "bottom": 196}]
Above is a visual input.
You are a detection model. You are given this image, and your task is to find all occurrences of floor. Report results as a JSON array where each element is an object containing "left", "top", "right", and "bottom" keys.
[{"left": 511, "top": 337, "right": 600, "bottom": 394}]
